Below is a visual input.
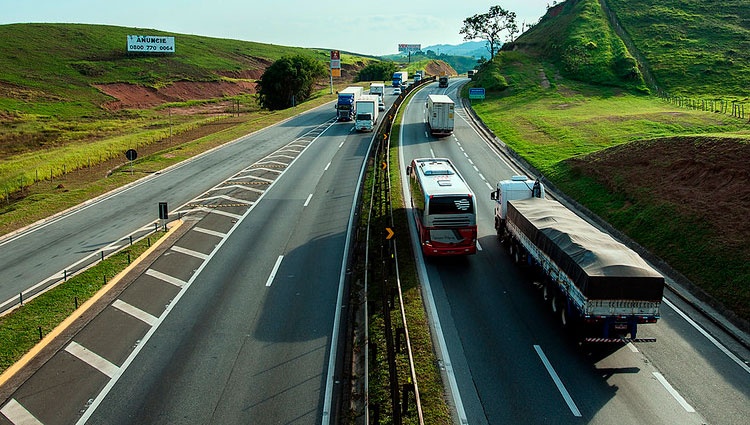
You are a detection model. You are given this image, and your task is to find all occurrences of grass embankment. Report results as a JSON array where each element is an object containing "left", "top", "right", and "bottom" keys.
[
  {"left": 469, "top": 50, "right": 750, "bottom": 321},
  {"left": 362, "top": 88, "right": 451, "bottom": 424},
  {"left": 0, "top": 230, "right": 166, "bottom": 373}
]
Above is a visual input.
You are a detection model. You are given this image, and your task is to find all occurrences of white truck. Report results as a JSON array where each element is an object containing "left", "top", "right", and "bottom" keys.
[
  {"left": 369, "top": 82, "right": 386, "bottom": 111},
  {"left": 354, "top": 94, "right": 379, "bottom": 132},
  {"left": 426, "top": 94, "right": 454, "bottom": 137},
  {"left": 490, "top": 176, "right": 665, "bottom": 342}
]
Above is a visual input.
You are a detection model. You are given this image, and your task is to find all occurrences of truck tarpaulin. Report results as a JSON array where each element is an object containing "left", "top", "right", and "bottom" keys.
[{"left": 507, "top": 198, "right": 665, "bottom": 301}]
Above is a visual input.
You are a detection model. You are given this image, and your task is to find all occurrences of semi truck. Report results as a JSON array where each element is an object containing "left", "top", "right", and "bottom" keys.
[
  {"left": 392, "top": 71, "right": 408, "bottom": 87},
  {"left": 426, "top": 94, "right": 455, "bottom": 137},
  {"left": 336, "top": 86, "right": 363, "bottom": 121},
  {"left": 490, "top": 176, "right": 665, "bottom": 342},
  {"left": 438, "top": 76, "right": 449, "bottom": 88},
  {"left": 354, "top": 94, "right": 379, "bottom": 132}
]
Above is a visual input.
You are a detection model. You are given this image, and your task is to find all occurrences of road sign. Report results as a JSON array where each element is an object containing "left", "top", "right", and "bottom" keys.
[
  {"left": 469, "top": 88, "right": 485, "bottom": 100},
  {"left": 125, "top": 149, "right": 138, "bottom": 161},
  {"left": 386, "top": 228, "right": 395, "bottom": 240}
]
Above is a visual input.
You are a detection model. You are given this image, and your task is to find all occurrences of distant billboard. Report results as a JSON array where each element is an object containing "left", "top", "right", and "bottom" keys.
[
  {"left": 398, "top": 43, "right": 421, "bottom": 53},
  {"left": 127, "top": 35, "right": 175, "bottom": 53}
]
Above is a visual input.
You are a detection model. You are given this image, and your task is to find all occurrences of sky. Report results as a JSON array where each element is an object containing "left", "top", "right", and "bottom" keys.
[{"left": 0, "top": 0, "right": 555, "bottom": 56}]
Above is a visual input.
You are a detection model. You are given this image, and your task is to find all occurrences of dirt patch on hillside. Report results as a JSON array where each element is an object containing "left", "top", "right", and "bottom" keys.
[
  {"left": 424, "top": 60, "right": 457, "bottom": 76},
  {"left": 96, "top": 80, "right": 258, "bottom": 111},
  {"left": 568, "top": 137, "right": 750, "bottom": 239}
]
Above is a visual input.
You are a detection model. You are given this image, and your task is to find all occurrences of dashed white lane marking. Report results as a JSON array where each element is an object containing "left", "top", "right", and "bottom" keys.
[
  {"left": 653, "top": 372, "right": 696, "bottom": 412},
  {"left": 304, "top": 194, "right": 313, "bottom": 207},
  {"left": 476, "top": 241, "right": 483, "bottom": 251},
  {"left": 266, "top": 255, "right": 284, "bottom": 287},
  {"left": 534, "top": 345, "right": 582, "bottom": 417},
  {"left": 65, "top": 341, "right": 118, "bottom": 379},
  {"left": 171, "top": 245, "right": 209, "bottom": 260},
  {"left": 1, "top": 398, "right": 44, "bottom": 425},
  {"left": 145, "top": 269, "right": 187, "bottom": 288},
  {"left": 627, "top": 342, "right": 639, "bottom": 353},
  {"left": 112, "top": 299, "right": 158, "bottom": 326},
  {"left": 193, "top": 227, "right": 227, "bottom": 238}
]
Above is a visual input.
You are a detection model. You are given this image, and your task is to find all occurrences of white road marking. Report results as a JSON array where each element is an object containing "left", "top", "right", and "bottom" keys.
[
  {"left": 197, "top": 207, "right": 243, "bottom": 219},
  {"left": 171, "top": 245, "right": 209, "bottom": 260},
  {"left": 112, "top": 299, "right": 158, "bottom": 326},
  {"left": 476, "top": 241, "right": 483, "bottom": 251},
  {"left": 653, "top": 372, "right": 696, "bottom": 412},
  {"left": 266, "top": 255, "right": 284, "bottom": 287},
  {"left": 662, "top": 298, "right": 750, "bottom": 374},
  {"left": 145, "top": 269, "right": 186, "bottom": 288},
  {"left": 65, "top": 341, "right": 118, "bottom": 378},
  {"left": 325, "top": 162, "right": 331, "bottom": 171},
  {"left": 534, "top": 345, "right": 582, "bottom": 417},
  {"left": 193, "top": 227, "right": 227, "bottom": 238},
  {"left": 1, "top": 398, "right": 43, "bottom": 425},
  {"left": 304, "top": 194, "right": 313, "bottom": 207},
  {"left": 627, "top": 342, "right": 639, "bottom": 353}
]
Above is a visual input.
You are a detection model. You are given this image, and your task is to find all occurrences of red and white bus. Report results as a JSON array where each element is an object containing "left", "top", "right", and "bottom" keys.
[{"left": 406, "top": 158, "right": 477, "bottom": 256}]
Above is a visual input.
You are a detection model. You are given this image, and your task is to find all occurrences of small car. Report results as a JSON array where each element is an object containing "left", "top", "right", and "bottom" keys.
[{"left": 393, "top": 87, "right": 402, "bottom": 95}]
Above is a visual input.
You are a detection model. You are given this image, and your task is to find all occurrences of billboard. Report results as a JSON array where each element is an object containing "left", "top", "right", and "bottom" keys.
[
  {"left": 398, "top": 43, "right": 421, "bottom": 53},
  {"left": 127, "top": 35, "right": 175, "bottom": 53}
]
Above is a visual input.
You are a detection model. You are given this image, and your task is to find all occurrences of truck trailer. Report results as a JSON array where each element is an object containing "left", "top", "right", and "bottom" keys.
[
  {"left": 392, "top": 71, "right": 408, "bottom": 87},
  {"left": 336, "top": 86, "right": 363, "bottom": 121},
  {"left": 369, "top": 82, "right": 386, "bottom": 111},
  {"left": 426, "top": 94, "right": 455, "bottom": 137},
  {"left": 491, "top": 176, "right": 664, "bottom": 342},
  {"left": 354, "top": 94, "right": 379, "bottom": 132}
]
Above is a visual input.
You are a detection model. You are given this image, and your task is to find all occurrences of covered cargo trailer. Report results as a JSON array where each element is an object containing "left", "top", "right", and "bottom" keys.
[
  {"left": 426, "top": 94, "right": 454, "bottom": 137},
  {"left": 354, "top": 94, "right": 379, "bottom": 131}
]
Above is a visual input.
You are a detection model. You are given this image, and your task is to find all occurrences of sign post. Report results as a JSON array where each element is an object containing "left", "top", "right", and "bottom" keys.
[{"left": 330, "top": 50, "right": 341, "bottom": 94}]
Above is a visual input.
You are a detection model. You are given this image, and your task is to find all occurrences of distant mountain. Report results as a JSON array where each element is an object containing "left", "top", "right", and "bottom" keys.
[{"left": 422, "top": 41, "right": 490, "bottom": 59}]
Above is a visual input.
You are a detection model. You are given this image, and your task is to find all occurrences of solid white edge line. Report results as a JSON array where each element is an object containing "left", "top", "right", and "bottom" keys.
[
  {"left": 662, "top": 298, "right": 750, "bottom": 374},
  {"left": 265, "top": 255, "right": 284, "bottom": 287},
  {"left": 76, "top": 117, "right": 338, "bottom": 425},
  {"left": 652, "top": 372, "right": 696, "bottom": 413},
  {"left": 398, "top": 93, "right": 469, "bottom": 424},
  {"left": 1, "top": 398, "right": 44, "bottom": 425},
  {"left": 534, "top": 345, "right": 582, "bottom": 417},
  {"left": 304, "top": 194, "right": 313, "bottom": 207}
]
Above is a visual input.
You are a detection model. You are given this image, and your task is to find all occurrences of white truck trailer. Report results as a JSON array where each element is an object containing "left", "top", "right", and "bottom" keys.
[
  {"left": 490, "top": 176, "right": 665, "bottom": 342},
  {"left": 369, "top": 82, "right": 386, "bottom": 111},
  {"left": 354, "top": 94, "right": 380, "bottom": 132},
  {"left": 426, "top": 94, "right": 455, "bottom": 137}
]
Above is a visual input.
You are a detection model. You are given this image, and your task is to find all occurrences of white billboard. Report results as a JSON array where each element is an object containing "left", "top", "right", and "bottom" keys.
[{"left": 127, "top": 35, "right": 175, "bottom": 53}]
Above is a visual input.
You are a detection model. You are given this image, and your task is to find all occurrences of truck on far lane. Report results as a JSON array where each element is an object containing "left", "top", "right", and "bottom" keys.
[
  {"left": 336, "top": 86, "right": 363, "bottom": 121},
  {"left": 354, "top": 94, "right": 379, "bottom": 132},
  {"left": 392, "top": 71, "right": 408, "bottom": 87}
]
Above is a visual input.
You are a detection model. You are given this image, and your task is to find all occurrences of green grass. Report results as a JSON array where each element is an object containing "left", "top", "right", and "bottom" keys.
[
  {"left": 605, "top": 0, "right": 750, "bottom": 97},
  {"left": 0, "top": 229, "right": 166, "bottom": 373}
]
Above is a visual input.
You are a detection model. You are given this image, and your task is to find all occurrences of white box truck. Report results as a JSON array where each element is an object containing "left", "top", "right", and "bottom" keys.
[
  {"left": 354, "top": 94, "right": 380, "bottom": 131},
  {"left": 369, "top": 82, "right": 386, "bottom": 111},
  {"left": 426, "top": 94, "right": 454, "bottom": 137}
]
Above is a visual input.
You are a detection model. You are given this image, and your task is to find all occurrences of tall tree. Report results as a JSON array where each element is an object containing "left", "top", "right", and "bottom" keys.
[
  {"left": 459, "top": 5, "right": 518, "bottom": 61},
  {"left": 257, "top": 55, "right": 327, "bottom": 110}
]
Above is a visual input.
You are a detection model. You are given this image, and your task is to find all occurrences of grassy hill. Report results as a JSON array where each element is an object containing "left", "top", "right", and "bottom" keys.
[
  {"left": 469, "top": 0, "right": 750, "bottom": 323},
  {"left": 0, "top": 23, "right": 366, "bottom": 118}
]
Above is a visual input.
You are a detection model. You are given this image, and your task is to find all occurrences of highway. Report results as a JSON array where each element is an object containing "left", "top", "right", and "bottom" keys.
[
  {"left": 0, "top": 94, "right": 386, "bottom": 424},
  {"left": 398, "top": 78, "right": 750, "bottom": 424}
]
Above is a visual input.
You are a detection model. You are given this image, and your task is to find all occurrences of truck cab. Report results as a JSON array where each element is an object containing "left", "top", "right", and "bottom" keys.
[{"left": 490, "top": 175, "right": 545, "bottom": 232}]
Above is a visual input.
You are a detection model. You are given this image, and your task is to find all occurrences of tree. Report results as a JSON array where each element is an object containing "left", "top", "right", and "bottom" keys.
[
  {"left": 257, "top": 55, "right": 327, "bottom": 110},
  {"left": 459, "top": 5, "right": 518, "bottom": 61},
  {"left": 357, "top": 61, "right": 397, "bottom": 82}
]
